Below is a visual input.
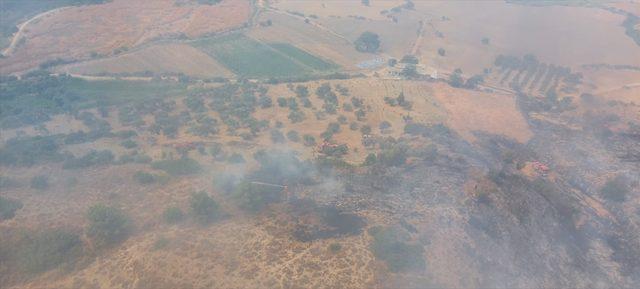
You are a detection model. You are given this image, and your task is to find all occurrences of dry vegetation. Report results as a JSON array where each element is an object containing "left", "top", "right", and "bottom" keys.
[{"left": 1, "top": 0, "right": 640, "bottom": 288}]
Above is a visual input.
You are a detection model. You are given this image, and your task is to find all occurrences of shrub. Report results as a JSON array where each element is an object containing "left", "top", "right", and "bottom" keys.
[
  {"left": 190, "top": 191, "right": 220, "bottom": 224},
  {"left": 259, "top": 95, "right": 272, "bottom": 108},
  {"left": 437, "top": 48, "right": 446, "bottom": 56},
  {"left": 354, "top": 31, "right": 380, "bottom": 53},
  {"left": 368, "top": 226, "right": 425, "bottom": 272},
  {"left": 329, "top": 242, "right": 342, "bottom": 253},
  {"left": 228, "top": 153, "right": 246, "bottom": 163},
  {"left": 233, "top": 181, "right": 282, "bottom": 212},
  {"left": 360, "top": 125, "right": 372, "bottom": 135},
  {"left": 287, "top": 130, "right": 300, "bottom": 142},
  {"left": 379, "top": 121, "right": 392, "bottom": 131},
  {"left": 63, "top": 150, "right": 114, "bottom": 169},
  {"left": 163, "top": 207, "right": 184, "bottom": 224},
  {"left": 400, "top": 55, "right": 419, "bottom": 64},
  {"left": 152, "top": 158, "right": 201, "bottom": 176},
  {"left": 30, "top": 175, "right": 49, "bottom": 190},
  {"left": 601, "top": 175, "right": 630, "bottom": 202},
  {"left": 270, "top": 129, "right": 286, "bottom": 143},
  {"left": 133, "top": 171, "right": 156, "bottom": 184},
  {"left": 0, "top": 196, "right": 23, "bottom": 220},
  {"left": 277, "top": 97, "right": 287, "bottom": 107},
  {"left": 87, "top": 204, "right": 130, "bottom": 247},
  {"left": 16, "top": 228, "right": 82, "bottom": 274},
  {"left": 121, "top": 139, "right": 137, "bottom": 149},
  {"left": 303, "top": 134, "right": 316, "bottom": 146}
]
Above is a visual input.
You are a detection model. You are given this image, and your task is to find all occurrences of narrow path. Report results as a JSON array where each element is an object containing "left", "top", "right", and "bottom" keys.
[{"left": 2, "top": 7, "right": 69, "bottom": 56}]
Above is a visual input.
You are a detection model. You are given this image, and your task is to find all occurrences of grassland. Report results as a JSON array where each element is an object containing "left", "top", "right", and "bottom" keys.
[{"left": 192, "top": 34, "right": 338, "bottom": 78}]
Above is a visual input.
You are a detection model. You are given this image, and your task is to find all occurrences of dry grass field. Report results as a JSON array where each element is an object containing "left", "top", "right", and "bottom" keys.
[
  {"left": 0, "top": 0, "right": 251, "bottom": 74},
  {"left": 57, "top": 43, "right": 235, "bottom": 78}
]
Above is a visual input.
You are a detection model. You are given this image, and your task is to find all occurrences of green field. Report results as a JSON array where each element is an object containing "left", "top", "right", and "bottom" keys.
[{"left": 192, "top": 34, "right": 338, "bottom": 78}]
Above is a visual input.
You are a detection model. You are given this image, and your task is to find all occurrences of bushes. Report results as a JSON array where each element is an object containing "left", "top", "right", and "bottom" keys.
[
  {"left": 233, "top": 181, "right": 282, "bottom": 212},
  {"left": 30, "top": 175, "right": 49, "bottom": 190},
  {"left": 368, "top": 226, "right": 425, "bottom": 272},
  {"left": 354, "top": 31, "right": 380, "bottom": 53},
  {"left": 16, "top": 229, "right": 82, "bottom": 274},
  {"left": 87, "top": 204, "right": 130, "bottom": 247},
  {"left": 0, "top": 196, "right": 23, "bottom": 221},
  {"left": 152, "top": 158, "right": 201, "bottom": 176},
  {"left": 601, "top": 175, "right": 631, "bottom": 202},
  {"left": 0, "top": 136, "right": 63, "bottom": 167},
  {"left": 303, "top": 134, "right": 316, "bottom": 146},
  {"left": 63, "top": 150, "right": 114, "bottom": 169},
  {"left": 270, "top": 129, "right": 286, "bottom": 143},
  {"left": 190, "top": 191, "right": 220, "bottom": 224},
  {"left": 287, "top": 130, "right": 300, "bottom": 142},
  {"left": 163, "top": 207, "right": 184, "bottom": 224},
  {"left": 133, "top": 171, "right": 156, "bottom": 184}
]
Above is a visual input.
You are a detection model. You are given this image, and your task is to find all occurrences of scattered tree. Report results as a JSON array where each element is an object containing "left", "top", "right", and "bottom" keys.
[{"left": 354, "top": 32, "right": 381, "bottom": 53}]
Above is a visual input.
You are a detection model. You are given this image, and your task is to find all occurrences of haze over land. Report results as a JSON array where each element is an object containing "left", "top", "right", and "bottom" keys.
[{"left": 1, "top": 1, "right": 639, "bottom": 288}]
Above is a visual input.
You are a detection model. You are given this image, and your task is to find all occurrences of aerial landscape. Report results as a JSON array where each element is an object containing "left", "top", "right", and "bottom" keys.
[{"left": 0, "top": 0, "right": 639, "bottom": 288}]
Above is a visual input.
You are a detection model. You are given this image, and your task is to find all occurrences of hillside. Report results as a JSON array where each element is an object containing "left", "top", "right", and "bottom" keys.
[{"left": 1, "top": 1, "right": 639, "bottom": 289}]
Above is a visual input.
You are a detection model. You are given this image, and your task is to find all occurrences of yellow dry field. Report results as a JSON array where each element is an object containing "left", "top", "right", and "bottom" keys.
[
  {"left": 57, "top": 43, "right": 234, "bottom": 78},
  {"left": 429, "top": 82, "right": 533, "bottom": 143},
  {"left": 315, "top": 9, "right": 423, "bottom": 58},
  {"left": 271, "top": 0, "right": 406, "bottom": 20},
  {"left": 248, "top": 11, "right": 372, "bottom": 70},
  {"left": 580, "top": 69, "right": 640, "bottom": 103},
  {"left": 409, "top": 1, "right": 640, "bottom": 75},
  {"left": 0, "top": 0, "right": 251, "bottom": 74}
]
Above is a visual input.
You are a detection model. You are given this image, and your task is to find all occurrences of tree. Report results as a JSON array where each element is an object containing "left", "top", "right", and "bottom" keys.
[
  {"left": 87, "top": 204, "right": 130, "bottom": 247},
  {"left": 190, "top": 191, "right": 220, "bottom": 224},
  {"left": 163, "top": 207, "right": 184, "bottom": 224},
  {"left": 449, "top": 69, "right": 464, "bottom": 88},
  {"left": 481, "top": 37, "right": 490, "bottom": 45},
  {"left": 30, "top": 175, "right": 49, "bottom": 190},
  {"left": 400, "top": 55, "right": 419, "bottom": 64},
  {"left": 354, "top": 32, "right": 380, "bottom": 53},
  {"left": 601, "top": 175, "right": 630, "bottom": 202},
  {"left": 0, "top": 196, "right": 23, "bottom": 221},
  {"left": 438, "top": 48, "right": 446, "bottom": 56}
]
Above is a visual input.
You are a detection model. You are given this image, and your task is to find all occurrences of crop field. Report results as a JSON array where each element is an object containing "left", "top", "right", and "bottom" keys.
[
  {"left": 58, "top": 43, "right": 234, "bottom": 78},
  {"left": 248, "top": 11, "right": 372, "bottom": 70},
  {"left": 268, "top": 43, "right": 339, "bottom": 71},
  {"left": 192, "top": 34, "right": 338, "bottom": 78}
]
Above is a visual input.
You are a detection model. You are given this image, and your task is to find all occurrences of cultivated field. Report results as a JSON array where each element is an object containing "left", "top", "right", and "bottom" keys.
[
  {"left": 57, "top": 43, "right": 234, "bottom": 78},
  {"left": 192, "top": 34, "right": 338, "bottom": 78},
  {"left": 248, "top": 11, "right": 372, "bottom": 70}
]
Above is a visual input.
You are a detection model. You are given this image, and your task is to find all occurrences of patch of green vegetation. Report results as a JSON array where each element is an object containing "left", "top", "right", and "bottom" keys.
[
  {"left": 15, "top": 228, "right": 82, "bottom": 274},
  {"left": 152, "top": 158, "right": 201, "bottom": 176},
  {"left": 368, "top": 226, "right": 425, "bottom": 273},
  {"left": 190, "top": 191, "right": 220, "bottom": 224},
  {"left": 269, "top": 43, "right": 338, "bottom": 71},
  {"left": 0, "top": 72, "right": 186, "bottom": 129},
  {"left": 30, "top": 175, "right": 49, "bottom": 190},
  {"left": 87, "top": 204, "right": 130, "bottom": 248},
  {"left": 163, "top": 207, "right": 184, "bottom": 224},
  {"left": 62, "top": 150, "right": 114, "bottom": 169},
  {"left": 193, "top": 34, "right": 337, "bottom": 78},
  {"left": 601, "top": 175, "right": 630, "bottom": 202},
  {"left": 133, "top": 171, "right": 156, "bottom": 184},
  {"left": 0, "top": 196, "right": 23, "bottom": 221},
  {"left": 0, "top": 135, "right": 65, "bottom": 167}
]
